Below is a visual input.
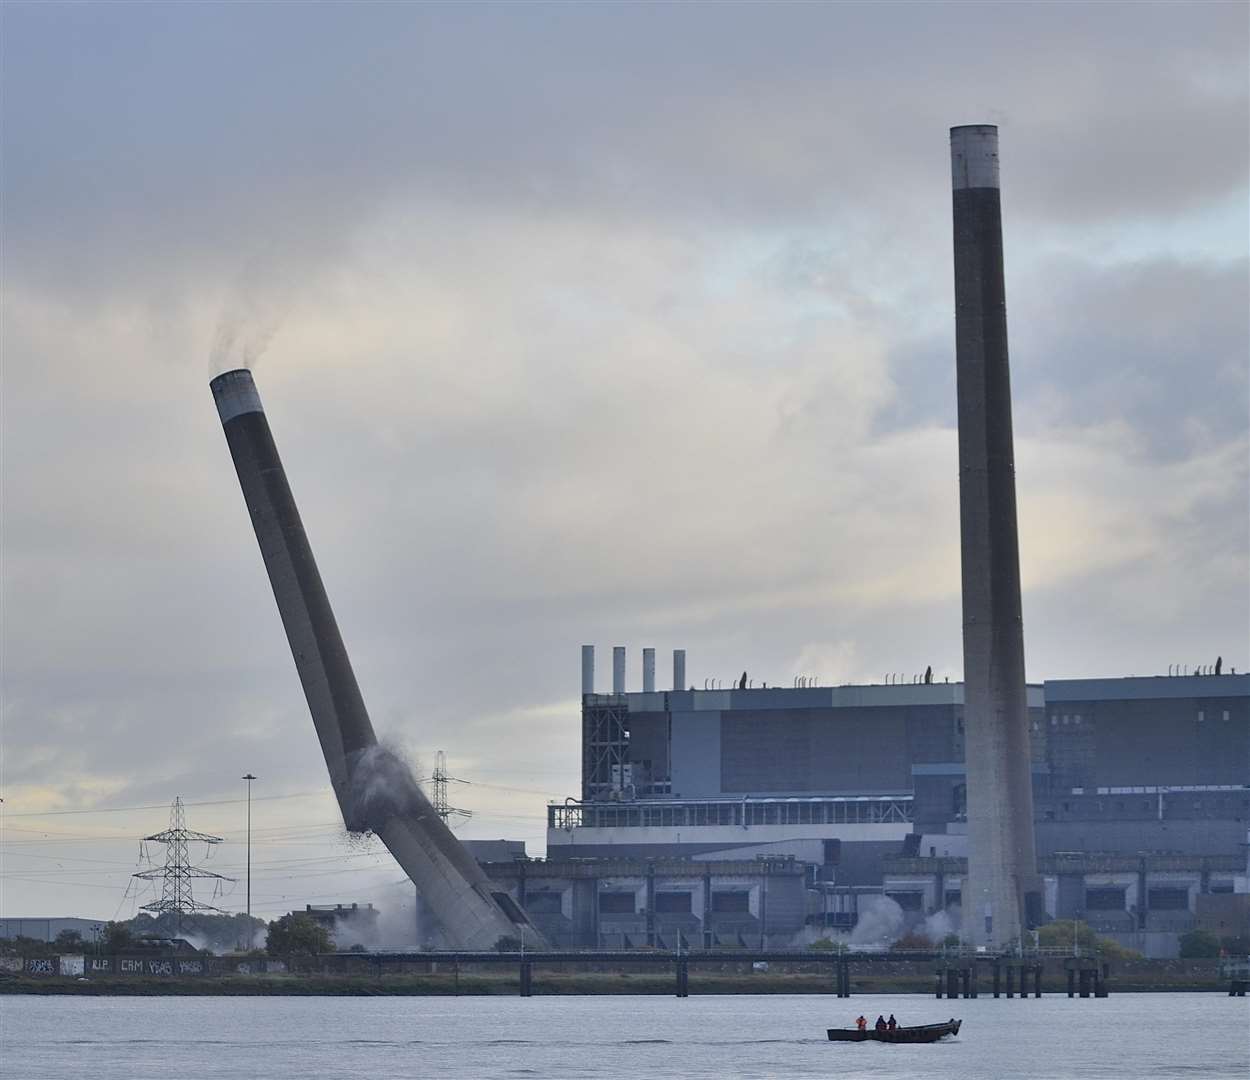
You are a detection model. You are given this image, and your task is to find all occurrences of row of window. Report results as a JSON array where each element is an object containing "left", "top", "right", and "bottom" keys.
[
  {"left": 530, "top": 884, "right": 1232, "bottom": 916},
  {"left": 550, "top": 798, "right": 914, "bottom": 830},
  {"left": 1085, "top": 887, "right": 1194, "bottom": 911},
  {"left": 1047, "top": 796, "right": 1248, "bottom": 817},
  {"left": 576, "top": 890, "right": 750, "bottom": 915},
  {"left": 1048, "top": 710, "right": 1234, "bottom": 726},
  {"left": 881, "top": 886, "right": 1214, "bottom": 913}
]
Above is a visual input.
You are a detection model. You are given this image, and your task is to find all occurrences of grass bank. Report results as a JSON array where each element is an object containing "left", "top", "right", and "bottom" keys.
[{"left": 0, "top": 960, "right": 1231, "bottom": 996}]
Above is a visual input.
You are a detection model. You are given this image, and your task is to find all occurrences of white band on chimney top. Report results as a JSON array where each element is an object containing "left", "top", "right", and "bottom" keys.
[
  {"left": 211, "top": 368, "right": 264, "bottom": 422},
  {"left": 950, "top": 125, "right": 1000, "bottom": 190}
]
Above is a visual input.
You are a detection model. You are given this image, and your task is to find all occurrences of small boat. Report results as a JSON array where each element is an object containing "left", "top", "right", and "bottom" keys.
[{"left": 827, "top": 1019, "right": 962, "bottom": 1043}]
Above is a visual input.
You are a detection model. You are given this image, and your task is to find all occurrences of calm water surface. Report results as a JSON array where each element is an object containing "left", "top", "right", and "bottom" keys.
[{"left": 2, "top": 992, "right": 1247, "bottom": 1079}]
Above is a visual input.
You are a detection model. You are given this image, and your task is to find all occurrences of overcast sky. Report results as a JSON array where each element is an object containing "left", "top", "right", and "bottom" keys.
[{"left": 2, "top": 2, "right": 1246, "bottom": 925}]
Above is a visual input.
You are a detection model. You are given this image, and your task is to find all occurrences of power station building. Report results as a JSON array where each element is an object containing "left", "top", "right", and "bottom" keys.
[{"left": 511, "top": 648, "right": 1249, "bottom": 953}]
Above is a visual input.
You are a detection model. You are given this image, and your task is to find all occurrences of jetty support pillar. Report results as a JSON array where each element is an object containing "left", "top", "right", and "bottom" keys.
[{"left": 675, "top": 957, "right": 689, "bottom": 998}]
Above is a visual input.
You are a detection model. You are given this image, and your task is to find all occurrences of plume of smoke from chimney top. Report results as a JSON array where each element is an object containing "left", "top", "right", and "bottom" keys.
[{"left": 208, "top": 249, "right": 295, "bottom": 375}]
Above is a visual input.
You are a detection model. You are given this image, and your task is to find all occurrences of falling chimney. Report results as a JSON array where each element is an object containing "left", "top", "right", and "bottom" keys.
[{"left": 209, "top": 368, "right": 540, "bottom": 950}]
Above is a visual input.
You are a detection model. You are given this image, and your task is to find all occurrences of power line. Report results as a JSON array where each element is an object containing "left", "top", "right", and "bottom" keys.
[
  {"left": 2, "top": 875, "right": 135, "bottom": 891},
  {"left": 0, "top": 778, "right": 568, "bottom": 817},
  {"left": 464, "top": 780, "right": 569, "bottom": 797},
  {"left": 1, "top": 790, "right": 329, "bottom": 818}
]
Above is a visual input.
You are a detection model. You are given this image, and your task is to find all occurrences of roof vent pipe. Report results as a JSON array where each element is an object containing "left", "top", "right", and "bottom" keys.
[
  {"left": 613, "top": 647, "right": 626, "bottom": 694},
  {"left": 581, "top": 645, "right": 595, "bottom": 696},
  {"left": 673, "top": 649, "right": 686, "bottom": 692},
  {"left": 642, "top": 648, "right": 656, "bottom": 693}
]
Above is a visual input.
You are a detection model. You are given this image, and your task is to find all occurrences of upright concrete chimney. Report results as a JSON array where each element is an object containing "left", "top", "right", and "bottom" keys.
[
  {"left": 210, "top": 368, "right": 540, "bottom": 950},
  {"left": 673, "top": 649, "right": 686, "bottom": 691},
  {"left": 950, "top": 126, "right": 1041, "bottom": 947},
  {"left": 581, "top": 645, "right": 595, "bottom": 696},
  {"left": 642, "top": 648, "right": 656, "bottom": 693},
  {"left": 612, "top": 646, "right": 626, "bottom": 694}
]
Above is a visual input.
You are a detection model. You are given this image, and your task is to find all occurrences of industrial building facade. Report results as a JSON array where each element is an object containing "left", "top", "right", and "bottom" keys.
[
  {"left": 480, "top": 857, "right": 808, "bottom": 950},
  {"left": 522, "top": 650, "right": 1249, "bottom": 953}
]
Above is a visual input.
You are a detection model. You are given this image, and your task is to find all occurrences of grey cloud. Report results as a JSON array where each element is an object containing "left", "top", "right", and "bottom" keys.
[
  {"left": 1012, "top": 254, "right": 1249, "bottom": 458},
  {"left": 872, "top": 251, "right": 1250, "bottom": 455},
  {"left": 3, "top": 2, "right": 1245, "bottom": 300}
]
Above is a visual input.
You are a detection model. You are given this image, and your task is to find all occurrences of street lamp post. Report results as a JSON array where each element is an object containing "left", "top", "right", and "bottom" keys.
[{"left": 242, "top": 774, "right": 257, "bottom": 941}]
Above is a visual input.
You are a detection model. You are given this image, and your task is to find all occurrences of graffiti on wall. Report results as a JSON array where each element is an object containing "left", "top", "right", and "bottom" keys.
[
  {"left": 2, "top": 953, "right": 220, "bottom": 978},
  {"left": 58, "top": 955, "right": 85, "bottom": 976}
]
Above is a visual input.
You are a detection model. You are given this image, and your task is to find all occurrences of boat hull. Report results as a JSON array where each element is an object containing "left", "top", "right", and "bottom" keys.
[{"left": 827, "top": 1019, "right": 962, "bottom": 1043}]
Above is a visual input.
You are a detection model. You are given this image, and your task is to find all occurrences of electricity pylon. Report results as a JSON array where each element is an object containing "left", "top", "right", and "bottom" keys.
[
  {"left": 133, "top": 797, "right": 234, "bottom": 936},
  {"left": 430, "top": 751, "right": 472, "bottom": 826}
]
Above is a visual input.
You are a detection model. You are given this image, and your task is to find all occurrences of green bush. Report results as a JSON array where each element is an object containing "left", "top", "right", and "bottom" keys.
[
  {"left": 1178, "top": 929, "right": 1221, "bottom": 958},
  {"left": 809, "top": 937, "right": 847, "bottom": 952},
  {"left": 4, "top": 935, "right": 56, "bottom": 958},
  {"left": 890, "top": 932, "right": 933, "bottom": 952},
  {"left": 265, "top": 914, "right": 334, "bottom": 958},
  {"left": 103, "top": 922, "right": 134, "bottom": 953},
  {"left": 1037, "top": 920, "right": 1140, "bottom": 960}
]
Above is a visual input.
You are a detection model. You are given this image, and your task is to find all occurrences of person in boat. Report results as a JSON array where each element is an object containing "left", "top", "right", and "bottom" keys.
[
  {"left": 855, "top": 1016, "right": 867, "bottom": 1032},
  {"left": 875, "top": 1015, "right": 888, "bottom": 1033},
  {"left": 887, "top": 1015, "right": 897, "bottom": 1031}
]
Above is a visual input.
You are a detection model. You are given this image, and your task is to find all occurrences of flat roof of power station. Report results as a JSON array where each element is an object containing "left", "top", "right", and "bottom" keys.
[{"left": 587, "top": 674, "right": 1246, "bottom": 710}]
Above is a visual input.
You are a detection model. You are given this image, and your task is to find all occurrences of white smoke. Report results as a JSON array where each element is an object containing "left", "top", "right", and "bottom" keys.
[
  {"left": 922, "top": 906, "right": 961, "bottom": 943},
  {"left": 208, "top": 249, "right": 294, "bottom": 375},
  {"left": 850, "top": 895, "right": 905, "bottom": 946},
  {"left": 332, "top": 898, "right": 424, "bottom": 951},
  {"left": 791, "top": 925, "right": 845, "bottom": 947},
  {"left": 343, "top": 741, "right": 430, "bottom": 835},
  {"left": 175, "top": 929, "right": 214, "bottom": 952}
]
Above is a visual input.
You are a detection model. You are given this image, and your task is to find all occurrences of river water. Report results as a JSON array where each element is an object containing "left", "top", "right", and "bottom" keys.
[{"left": 2, "top": 992, "right": 1247, "bottom": 1079}]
